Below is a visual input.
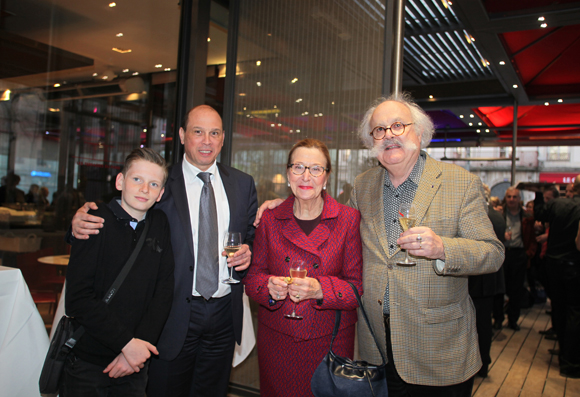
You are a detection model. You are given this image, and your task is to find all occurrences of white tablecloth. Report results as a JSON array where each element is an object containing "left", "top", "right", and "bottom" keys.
[{"left": 0, "top": 266, "right": 49, "bottom": 397}]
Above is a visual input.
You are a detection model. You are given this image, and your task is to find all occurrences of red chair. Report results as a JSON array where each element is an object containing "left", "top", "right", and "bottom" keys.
[{"left": 16, "top": 248, "right": 59, "bottom": 315}]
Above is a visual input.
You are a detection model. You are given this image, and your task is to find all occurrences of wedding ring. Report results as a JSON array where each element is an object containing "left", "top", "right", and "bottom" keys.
[
  {"left": 416, "top": 234, "right": 422, "bottom": 241},
  {"left": 296, "top": 294, "right": 300, "bottom": 300},
  {"left": 277, "top": 293, "right": 280, "bottom": 299}
]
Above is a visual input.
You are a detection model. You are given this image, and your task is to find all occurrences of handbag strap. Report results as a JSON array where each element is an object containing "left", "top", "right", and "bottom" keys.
[
  {"left": 345, "top": 282, "right": 388, "bottom": 364},
  {"left": 64, "top": 220, "right": 151, "bottom": 350}
]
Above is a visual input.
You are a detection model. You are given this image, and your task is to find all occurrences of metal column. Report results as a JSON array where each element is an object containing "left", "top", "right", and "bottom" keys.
[
  {"left": 511, "top": 100, "right": 518, "bottom": 184},
  {"left": 382, "top": 0, "right": 406, "bottom": 96}
]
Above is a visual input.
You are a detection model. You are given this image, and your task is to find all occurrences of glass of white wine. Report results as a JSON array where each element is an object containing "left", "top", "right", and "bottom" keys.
[
  {"left": 397, "top": 203, "right": 417, "bottom": 266},
  {"left": 222, "top": 232, "right": 242, "bottom": 284},
  {"left": 284, "top": 260, "right": 307, "bottom": 319}
]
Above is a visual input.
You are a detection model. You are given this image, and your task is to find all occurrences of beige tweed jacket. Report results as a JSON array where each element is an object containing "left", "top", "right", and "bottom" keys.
[{"left": 350, "top": 152, "right": 505, "bottom": 386}]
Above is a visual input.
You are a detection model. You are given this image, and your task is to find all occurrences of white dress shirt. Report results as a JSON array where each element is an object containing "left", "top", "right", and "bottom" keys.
[{"left": 182, "top": 158, "right": 231, "bottom": 298}]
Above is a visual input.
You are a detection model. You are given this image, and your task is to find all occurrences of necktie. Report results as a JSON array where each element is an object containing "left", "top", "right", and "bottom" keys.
[{"left": 196, "top": 172, "right": 219, "bottom": 299}]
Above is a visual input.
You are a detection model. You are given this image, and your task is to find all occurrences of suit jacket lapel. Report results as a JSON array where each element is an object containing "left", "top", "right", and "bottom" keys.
[
  {"left": 414, "top": 154, "right": 442, "bottom": 226},
  {"left": 170, "top": 161, "right": 195, "bottom": 258},
  {"left": 369, "top": 168, "right": 392, "bottom": 258}
]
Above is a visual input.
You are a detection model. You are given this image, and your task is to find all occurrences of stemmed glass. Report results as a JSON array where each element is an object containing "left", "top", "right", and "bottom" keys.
[
  {"left": 284, "top": 260, "right": 307, "bottom": 319},
  {"left": 397, "top": 203, "right": 417, "bottom": 266},
  {"left": 222, "top": 232, "right": 241, "bottom": 284}
]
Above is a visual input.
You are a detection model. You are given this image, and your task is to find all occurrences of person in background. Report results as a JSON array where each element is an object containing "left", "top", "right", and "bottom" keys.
[
  {"left": 0, "top": 172, "right": 25, "bottom": 204},
  {"left": 244, "top": 138, "right": 363, "bottom": 397},
  {"left": 469, "top": 184, "right": 506, "bottom": 378},
  {"left": 534, "top": 175, "right": 580, "bottom": 379},
  {"left": 337, "top": 182, "right": 353, "bottom": 205},
  {"left": 493, "top": 187, "right": 536, "bottom": 331},
  {"left": 490, "top": 196, "right": 503, "bottom": 213},
  {"left": 25, "top": 184, "right": 40, "bottom": 204},
  {"left": 71, "top": 105, "right": 258, "bottom": 397},
  {"left": 62, "top": 148, "right": 174, "bottom": 396},
  {"left": 565, "top": 183, "right": 574, "bottom": 199}
]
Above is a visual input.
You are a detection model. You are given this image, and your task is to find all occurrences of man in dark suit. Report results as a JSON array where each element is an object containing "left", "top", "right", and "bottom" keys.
[{"left": 71, "top": 105, "right": 258, "bottom": 396}]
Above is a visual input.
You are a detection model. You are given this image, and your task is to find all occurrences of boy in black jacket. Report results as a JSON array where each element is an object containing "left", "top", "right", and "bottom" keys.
[{"left": 62, "top": 148, "right": 174, "bottom": 396}]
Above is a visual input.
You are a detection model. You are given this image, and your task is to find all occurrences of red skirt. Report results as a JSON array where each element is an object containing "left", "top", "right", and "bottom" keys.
[{"left": 257, "top": 322, "right": 355, "bottom": 397}]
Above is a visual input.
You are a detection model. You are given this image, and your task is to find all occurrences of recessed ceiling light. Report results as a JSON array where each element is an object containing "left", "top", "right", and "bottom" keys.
[
  {"left": 485, "top": 129, "right": 490, "bottom": 132},
  {"left": 558, "top": 99, "right": 563, "bottom": 103},
  {"left": 112, "top": 47, "right": 131, "bottom": 53},
  {"left": 92, "top": 72, "right": 98, "bottom": 77},
  {"left": 478, "top": 122, "right": 482, "bottom": 126},
  {"left": 164, "top": 68, "right": 171, "bottom": 71},
  {"left": 239, "top": 93, "right": 246, "bottom": 96},
  {"left": 270, "top": 123, "right": 275, "bottom": 127},
  {"left": 469, "top": 122, "right": 473, "bottom": 126},
  {"left": 109, "top": 2, "right": 116, "bottom": 7},
  {"left": 319, "top": 113, "right": 323, "bottom": 116},
  {"left": 314, "top": 114, "right": 318, "bottom": 117},
  {"left": 207, "top": 37, "right": 211, "bottom": 42},
  {"left": 513, "top": 84, "right": 518, "bottom": 88},
  {"left": 256, "top": 60, "right": 261, "bottom": 66},
  {"left": 291, "top": 78, "right": 298, "bottom": 84},
  {"left": 459, "top": 115, "right": 464, "bottom": 118},
  {"left": 331, "top": 101, "right": 335, "bottom": 105},
  {"left": 274, "top": 105, "right": 277, "bottom": 108},
  {"left": 499, "top": 61, "right": 505, "bottom": 65},
  {"left": 469, "top": 114, "right": 474, "bottom": 118},
  {"left": 53, "top": 83, "right": 61, "bottom": 88},
  {"left": 122, "top": 68, "right": 129, "bottom": 73},
  {"left": 155, "top": 64, "right": 162, "bottom": 68},
  {"left": 296, "top": 98, "right": 302, "bottom": 103},
  {"left": 541, "top": 23, "right": 548, "bottom": 28},
  {"left": 538, "top": 16, "right": 545, "bottom": 21},
  {"left": 256, "top": 82, "right": 262, "bottom": 86},
  {"left": 278, "top": 123, "right": 282, "bottom": 126},
  {"left": 116, "top": 33, "right": 123, "bottom": 37},
  {"left": 296, "top": 129, "right": 301, "bottom": 133},
  {"left": 476, "top": 129, "right": 481, "bottom": 133},
  {"left": 544, "top": 102, "right": 549, "bottom": 106},
  {"left": 132, "top": 72, "right": 139, "bottom": 76},
  {"left": 429, "top": 95, "right": 434, "bottom": 99}
]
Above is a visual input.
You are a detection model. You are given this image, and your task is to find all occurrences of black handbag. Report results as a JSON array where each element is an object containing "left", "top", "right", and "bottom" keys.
[
  {"left": 311, "top": 283, "right": 388, "bottom": 397},
  {"left": 38, "top": 221, "right": 150, "bottom": 394}
]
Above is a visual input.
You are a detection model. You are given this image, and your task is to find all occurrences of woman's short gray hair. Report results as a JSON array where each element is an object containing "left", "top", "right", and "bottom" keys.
[{"left": 358, "top": 92, "right": 434, "bottom": 150}]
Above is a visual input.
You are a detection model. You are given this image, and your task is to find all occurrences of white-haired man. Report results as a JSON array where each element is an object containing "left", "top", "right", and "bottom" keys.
[{"left": 350, "top": 93, "right": 504, "bottom": 396}]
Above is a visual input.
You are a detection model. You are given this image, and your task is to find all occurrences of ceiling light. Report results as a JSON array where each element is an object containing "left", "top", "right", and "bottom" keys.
[
  {"left": 469, "top": 114, "right": 474, "bottom": 118},
  {"left": 278, "top": 123, "right": 282, "bottom": 127},
  {"left": 122, "top": 68, "right": 129, "bottom": 73},
  {"left": 459, "top": 115, "right": 464, "bottom": 118},
  {"left": 538, "top": 16, "right": 545, "bottom": 21},
  {"left": 207, "top": 37, "right": 211, "bottom": 42},
  {"left": 513, "top": 84, "right": 518, "bottom": 88},
  {"left": 102, "top": 76, "right": 108, "bottom": 80},
  {"left": 296, "top": 98, "right": 302, "bottom": 103},
  {"left": 544, "top": 102, "right": 549, "bottom": 106},
  {"left": 304, "top": 112, "right": 309, "bottom": 115},
  {"left": 319, "top": 113, "right": 323, "bottom": 116},
  {"left": 478, "top": 122, "right": 482, "bottom": 126},
  {"left": 239, "top": 93, "right": 246, "bottom": 96},
  {"left": 112, "top": 47, "right": 131, "bottom": 53},
  {"left": 109, "top": 2, "right": 116, "bottom": 7},
  {"left": 314, "top": 114, "right": 318, "bottom": 117},
  {"left": 499, "top": 61, "right": 505, "bottom": 65},
  {"left": 469, "top": 122, "right": 473, "bottom": 126},
  {"left": 164, "top": 68, "right": 171, "bottom": 71},
  {"left": 485, "top": 129, "right": 490, "bottom": 132},
  {"left": 132, "top": 72, "right": 139, "bottom": 76},
  {"left": 155, "top": 64, "right": 162, "bottom": 68},
  {"left": 296, "top": 129, "right": 301, "bottom": 133},
  {"left": 116, "top": 33, "right": 123, "bottom": 37},
  {"left": 274, "top": 105, "right": 277, "bottom": 108},
  {"left": 92, "top": 72, "right": 98, "bottom": 77},
  {"left": 558, "top": 99, "right": 563, "bottom": 103},
  {"left": 291, "top": 78, "right": 298, "bottom": 84},
  {"left": 270, "top": 124, "right": 275, "bottom": 127},
  {"left": 331, "top": 101, "right": 335, "bottom": 105},
  {"left": 0, "top": 89, "right": 11, "bottom": 101},
  {"left": 429, "top": 95, "right": 434, "bottom": 99},
  {"left": 256, "top": 60, "right": 261, "bottom": 66},
  {"left": 53, "top": 83, "right": 61, "bottom": 87},
  {"left": 541, "top": 23, "right": 548, "bottom": 28},
  {"left": 256, "top": 82, "right": 261, "bottom": 86},
  {"left": 476, "top": 129, "right": 481, "bottom": 133}
]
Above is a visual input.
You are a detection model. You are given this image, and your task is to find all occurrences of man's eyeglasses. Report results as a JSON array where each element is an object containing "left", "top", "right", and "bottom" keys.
[
  {"left": 370, "top": 122, "right": 413, "bottom": 140},
  {"left": 287, "top": 164, "right": 328, "bottom": 177}
]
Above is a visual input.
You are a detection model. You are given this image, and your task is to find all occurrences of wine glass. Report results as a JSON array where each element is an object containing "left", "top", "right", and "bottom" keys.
[
  {"left": 397, "top": 203, "right": 417, "bottom": 266},
  {"left": 284, "top": 260, "right": 307, "bottom": 319},
  {"left": 222, "top": 232, "right": 241, "bottom": 284}
]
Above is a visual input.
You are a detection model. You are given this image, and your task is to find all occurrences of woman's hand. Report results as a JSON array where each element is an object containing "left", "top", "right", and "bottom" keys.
[
  {"left": 72, "top": 202, "right": 104, "bottom": 239},
  {"left": 288, "top": 277, "right": 323, "bottom": 303},
  {"left": 268, "top": 276, "right": 289, "bottom": 301},
  {"left": 253, "top": 199, "right": 284, "bottom": 227}
]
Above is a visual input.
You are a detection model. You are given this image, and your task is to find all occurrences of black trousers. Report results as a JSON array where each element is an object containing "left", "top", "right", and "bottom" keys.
[
  {"left": 472, "top": 296, "right": 493, "bottom": 370},
  {"left": 496, "top": 248, "right": 528, "bottom": 324},
  {"left": 61, "top": 354, "right": 149, "bottom": 397},
  {"left": 383, "top": 315, "right": 475, "bottom": 397},
  {"left": 547, "top": 259, "right": 580, "bottom": 375},
  {"left": 146, "top": 295, "right": 236, "bottom": 397}
]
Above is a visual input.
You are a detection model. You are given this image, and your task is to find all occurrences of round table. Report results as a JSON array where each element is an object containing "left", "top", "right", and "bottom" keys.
[{"left": 38, "top": 255, "right": 70, "bottom": 266}]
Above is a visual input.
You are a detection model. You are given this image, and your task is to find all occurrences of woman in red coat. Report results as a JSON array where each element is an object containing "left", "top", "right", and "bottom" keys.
[{"left": 244, "top": 139, "right": 363, "bottom": 397}]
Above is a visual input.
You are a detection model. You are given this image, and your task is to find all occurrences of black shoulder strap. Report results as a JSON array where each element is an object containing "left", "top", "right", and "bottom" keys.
[{"left": 65, "top": 220, "right": 151, "bottom": 349}]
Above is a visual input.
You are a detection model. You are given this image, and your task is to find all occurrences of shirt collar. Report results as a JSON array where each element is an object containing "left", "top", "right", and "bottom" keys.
[
  {"left": 182, "top": 157, "right": 218, "bottom": 184},
  {"left": 384, "top": 151, "right": 426, "bottom": 188},
  {"left": 107, "top": 197, "right": 147, "bottom": 223}
]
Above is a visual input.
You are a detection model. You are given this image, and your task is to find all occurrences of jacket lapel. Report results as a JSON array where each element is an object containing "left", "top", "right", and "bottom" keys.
[
  {"left": 170, "top": 162, "right": 195, "bottom": 258},
  {"left": 414, "top": 154, "right": 442, "bottom": 226},
  {"left": 369, "top": 168, "right": 392, "bottom": 258}
]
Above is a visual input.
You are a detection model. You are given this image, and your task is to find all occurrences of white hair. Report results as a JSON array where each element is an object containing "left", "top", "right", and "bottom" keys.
[{"left": 358, "top": 92, "right": 435, "bottom": 150}]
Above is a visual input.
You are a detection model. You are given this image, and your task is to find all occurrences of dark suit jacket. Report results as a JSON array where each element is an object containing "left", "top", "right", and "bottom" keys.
[{"left": 155, "top": 161, "right": 257, "bottom": 361}]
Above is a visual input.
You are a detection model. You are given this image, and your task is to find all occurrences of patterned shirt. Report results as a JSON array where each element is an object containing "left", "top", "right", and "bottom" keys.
[{"left": 382, "top": 152, "right": 426, "bottom": 313}]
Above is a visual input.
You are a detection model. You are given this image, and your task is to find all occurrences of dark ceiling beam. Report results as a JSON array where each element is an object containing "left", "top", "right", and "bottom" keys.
[
  {"left": 485, "top": 5, "right": 580, "bottom": 34},
  {"left": 450, "top": 0, "right": 529, "bottom": 105}
]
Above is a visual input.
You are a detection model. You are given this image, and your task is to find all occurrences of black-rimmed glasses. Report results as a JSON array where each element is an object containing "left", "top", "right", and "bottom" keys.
[
  {"left": 287, "top": 164, "right": 328, "bottom": 177},
  {"left": 370, "top": 122, "right": 413, "bottom": 140}
]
